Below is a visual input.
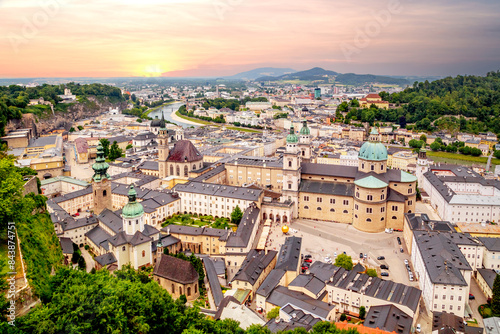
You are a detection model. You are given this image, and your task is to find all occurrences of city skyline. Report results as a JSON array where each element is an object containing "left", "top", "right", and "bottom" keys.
[{"left": 1, "top": 0, "right": 500, "bottom": 78}]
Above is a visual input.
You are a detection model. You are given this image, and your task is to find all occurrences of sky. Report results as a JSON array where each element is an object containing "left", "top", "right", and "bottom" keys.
[{"left": 0, "top": 0, "right": 499, "bottom": 78}]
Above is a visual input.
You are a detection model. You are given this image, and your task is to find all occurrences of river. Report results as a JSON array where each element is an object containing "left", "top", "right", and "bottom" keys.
[{"left": 148, "top": 102, "right": 199, "bottom": 128}]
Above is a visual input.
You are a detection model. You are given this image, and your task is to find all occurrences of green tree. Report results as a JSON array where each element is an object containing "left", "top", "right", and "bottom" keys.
[
  {"left": 408, "top": 139, "right": 423, "bottom": 149},
  {"left": 267, "top": 307, "right": 280, "bottom": 319},
  {"left": 77, "top": 125, "right": 83, "bottom": 131},
  {"left": 495, "top": 150, "right": 500, "bottom": 159},
  {"left": 339, "top": 313, "right": 347, "bottom": 321},
  {"left": 430, "top": 141, "right": 441, "bottom": 151},
  {"left": 126, "top": 144, "right": 133, "bottom": 150},
  {"left": 359, "top": 306, "right": 366, "bottom": 319},
  {"left": 419, "top": 134, "right": 427, "bottom": 143},
  {"left": 108, "top": 141, "right": 123, "bottom": 161},
  {"left": 99, "top": 138, "right": 110, "bottom": 157},
  {"left": 69, "top": 127, "right": 75, "bottom": 132},
  {"left": 366, "top": 269, "right": 377, "bottom": 277},
  {"left": 334, "top": 254, "right": 353, "bottom": 270},
  {"left": 492, "top": 274, "right": 500, "bottom": 315},
  {"left": 231, "top": 205, "right": 243, "bottom": 225}
]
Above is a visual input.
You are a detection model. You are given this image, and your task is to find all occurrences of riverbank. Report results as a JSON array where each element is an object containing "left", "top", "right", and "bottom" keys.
[
  {"left": 171, "top": 110, "right": 207, "bottom": 126},
  {"left": 144, "top": 100, "right": 177, "bottom": 116}
]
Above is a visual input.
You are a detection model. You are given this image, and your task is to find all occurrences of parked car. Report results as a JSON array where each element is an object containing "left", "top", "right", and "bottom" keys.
[
  {"left": 333, "top": 252, "right": 337, "bottom": 257},
  {"left": 400, "top": 247, "right": 404, "bottom": 253},
  {"left": 404, "top": 259, "right": 409, "bottom": 265},
  {"left": 363, "top": 253, "right": 368, "bottom": 258},
  {"left": 377, "top": 256, "right": 385, "bottom": 260},
  {"left": 469, "top": 293, "right": 475, "bottom": 300},
  {"left": 304, "top": 258, "right": 312, "bottom": 263},
  {"left": 359, "top": 253, "right": 363, "bottom": 259},
  {"left": 301, "top": 266, "right": 308, "bottom": 271},
  {"left": 324, "top": 257, "right": 332, "bottom": 264},
  {"left": 304, "top": 254, "right": 312, "bottom": 259},
  {"left": 397, "top": 237, "right": 402, "bottom": 245},
  {"left": 416, "top": 324, "right": 421, "bottom": 333},
  {"left": 380, "top": 264, "right": 389, "bottom": 270},
  {"left": 381, "top": 272, "right": 389, "bottom": 277},
  {"left": 302, "top": 262, "right": 310, "bottom": 267}
]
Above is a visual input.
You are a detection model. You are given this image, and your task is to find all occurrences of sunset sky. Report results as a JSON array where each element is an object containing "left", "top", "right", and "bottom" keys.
[{"left": 1, "top": 0, "right": 499, "bottom": 78}]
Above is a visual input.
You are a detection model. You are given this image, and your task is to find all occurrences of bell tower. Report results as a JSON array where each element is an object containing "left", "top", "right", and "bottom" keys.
[
  {"left": 92, "top": 144, "right": 112, "bottom": 215},
  {"left": 158, "top": 111, "right": 169, "bottom": 178},
  {"left": 298, "top": 119, "right": 312, "bottom": 162},
  {"left": 283, "top": 126, "right": 301, "bottom": 218}
]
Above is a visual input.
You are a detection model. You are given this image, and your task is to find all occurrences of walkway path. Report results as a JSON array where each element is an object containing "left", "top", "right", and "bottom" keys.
[{"left": 80, "top": 248, "right": 95, "bottom": 272}]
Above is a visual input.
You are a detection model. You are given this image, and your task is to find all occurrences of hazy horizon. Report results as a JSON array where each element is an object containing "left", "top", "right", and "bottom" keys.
[{"left": 1, "top": 0, "right": 499, "bottom": 78}]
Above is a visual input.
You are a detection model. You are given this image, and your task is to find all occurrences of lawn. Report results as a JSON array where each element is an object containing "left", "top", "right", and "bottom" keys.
[
  {"left": 426, "top": 151, "right": 500, "bottom": 165},
  {"left": 162, "top": 214, "right": 237, "bottom": 230},
  {"left": 226, "top": 126, "right": 262, "bottom": 133}
]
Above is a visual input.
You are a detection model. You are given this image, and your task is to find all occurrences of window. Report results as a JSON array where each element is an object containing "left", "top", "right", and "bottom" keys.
[
  {"left": 176, "top": 165, "right": 180, "bottom": 176},
  {"left": 392, "top": 206, "right": 398, "bottom": 211},
  {"left": 170, "top": 165, "right": 174, "bottom": 175},
  {"left": 381, "top": 165, "right": 384, "bottom": 170},
  {"left": 355, "top": 204, "right": 358, "bottom": 210},
  {"left": 371, "top": 165, "right": 375, "bottom": 171},
  {"left": 450, "top": 295, "right": 454, "bottom": 300},
  {"left": 184, "top": 165, "right": 188, "bottom": 177},
  {"left": 304, "top": 206, "right": 309, "bottom": 210},
  {"left": 288, "top": 160, "right": 292, "bottom": 167},
  {"left": 443, "top": 295, "right": 446, "bottom": 300},
  {"left": 142, "top": 250, "right": 145, "bottom": 257},
  {"left": 381, "top": 207, "right": 385, "bottom": 213},
  {"left": 179, "top": 287, "right": 183, "bottom": 295},
  {"left": 442, "top": 305, "right": 445, "bottom": 310},
  {"left": 172, "top": 284, "right": 175, "bottom": 293},
  {"left": 366, "top": 208, "right": 373, "bottom": 214},
  {"left": 381, "top": 194, "right": 385, "bottom": 200},
  {"left": 330, "top": 208, "right": 335, "bottom": 212},
  {"left": 103, "top": 190, "right": 107, "bottom": 197},
  {"left": 356, "top": 192, "right": 359, "bottom": 198},
  {"left": 408, "top": 188, "right": 412, "bottom": 194},
  {"left": 362, "top": 163, "right": 365, "bottom": 169},
  {"left": 367, "top": 195, "right": 373, "bottom": 201},
  {"left": 343, "top": 210, "right": 348, "bottom": 214},
  {"left": 381, "top": 217, "right": 385, "bottom": 221},
  {"left": 304, "top": 196, "right": 309, "bottom": 201},
  {"left": 288, "top": 184, "right": 292, "bottom": 189},
  {"left": 408, "top": 200, "right": 413, "bottom": 205},
  {"left": 392, "top": 216, "right": 397, "bottom": 219},
  {"left": 122, "top": 246, "right": 126, "bottom": 251},
  {"left": 366, "top": 218, "right": 372, "bottom": 222},
  {"left": 458, "top": 306, "right": 461, "bottom": 311},
  {"left": 330, "top": 199, "right": 335, "bottom": 204},
  {"left": 458, "top": 296, "right": 462, "bottom": 301},
  {"left": 317, "top": 207, "right": 322, "bottom": 211},
  {"left": 187, "top": 287, "right": 191, "bottom": 296},
  {"left": 343, "top": 200, "right": 349, "bottom": 205},
  {"left": 317, "top": 197, "right": 322, "bottom": 203}
]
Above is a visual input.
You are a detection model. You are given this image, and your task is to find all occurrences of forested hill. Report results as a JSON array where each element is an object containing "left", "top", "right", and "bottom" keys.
[
  {"left": 0, "top": 83, "right": 126, "bottom": 136},
  {"left": 384, "top": 71, "right": 500, "bottom": 134}
]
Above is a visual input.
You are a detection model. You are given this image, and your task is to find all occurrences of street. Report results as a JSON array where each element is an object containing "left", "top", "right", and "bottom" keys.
[{"left": 63, "top": 143, "right": 95, "bottom": 181}]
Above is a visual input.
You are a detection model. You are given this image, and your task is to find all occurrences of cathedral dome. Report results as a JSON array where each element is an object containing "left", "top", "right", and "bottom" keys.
[
  {"left": 286, "top": 126, "right": 298, "bottom": 143},
  {"left": 122, "top": 185, "right": 144, "bottom": 218},
  {"left": 299, "top": 120, "right": 310, "bottom": 135},
  {"left": 359, "top": 128, "right": 388, "bottom": 161}
]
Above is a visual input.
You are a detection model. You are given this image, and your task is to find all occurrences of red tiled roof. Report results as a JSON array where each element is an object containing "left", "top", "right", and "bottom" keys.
[{"left": 167, "top": 140, "right": 203, "bottom": 162}]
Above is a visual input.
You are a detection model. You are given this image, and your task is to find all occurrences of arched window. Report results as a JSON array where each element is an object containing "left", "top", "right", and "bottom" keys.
[
  {"left": 288, "top": 160, "right": 292, "bottom": 167},
  {"left": 187, "top": 287, "right": 191, "bottom": 296},
  {"left": 170, "top": 165, "right": 174, "bottom": 175},
  {"left": 103, "top": 190, "right": 107, "bottom": 197},
  {"left": 392, "top": 216, "right": 397, "bottom": 219},
  {"left": 304, "top": 206, "right": 309, "bottom": 210},
  {"left": 381, "top": 164, "right": 384, "bottom": 170},
  {"left": 330, "top": 208, "right": 335, "bottom": 212},
  {"left": 367, "top": 195, "right": 373, "bottom": 201},
  {"left": 362, "top": 163, "right": 365, "bottom": 169},
  {"left": 371, "top": 165, "right": 375, "bottom": 171},
  {"left": 356, "top": 192, "right": 359, "bottom": 198},
  {"left": 381, "top": 217, "right": 385, "bottom": 221},
  {"left": 122, "top": 246, "right": 126, "bottom": 251},
  {"left": 355, "top": 214, "right": 358, "bottom": 218},
  {"left": 179, "top": 287, "right": 183, "bottom": 295},
  {"left": 142, "top": 250, "right": 145, "bottom": 257},
  {"left": 176, "top": 165, "right": 180, "bottom": 176},
  {"left": 343, "top": 210, "right": 348, "bottom": 214},
  {"left": 184, "top": 165, "right": 188, "bottom": 177},
  {"left": 195, "top": 284, "right": 198, "bottom": 294},
  {"left": 172, "top": 284, "right": 175, "bottom": 293},
  {"left": 366, "top": 218, "right": 372, "bottom": 222},
  {"left": 192, "top": 164, "right": 196, "bottom": 170},
  {"left": 317, "top": 207, "right": 322, "bottom": 211}
]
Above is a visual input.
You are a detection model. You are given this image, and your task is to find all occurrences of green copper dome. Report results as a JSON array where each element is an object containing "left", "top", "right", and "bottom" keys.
[
  {"left": 359, "top": 128, "right": 388, "bottom": 161},
  {"left": 92, "top": 144, "right": 110, "bottom": 182},
  {"left": 299, "top": 120, "right": 310, "bottom": 135},
  {"left": 122, "top": 185, "right": 144, "bottom": 218},
  {"left": 286, "top": 126, "right": 298, "bottom": 143}
]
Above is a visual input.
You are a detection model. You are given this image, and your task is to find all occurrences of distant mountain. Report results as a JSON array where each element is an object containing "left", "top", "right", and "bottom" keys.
[
  {"left": 256, "top": 67, "right": 337, "bottom": 82},
  {"left": 225, "top": 67, "right": 296, "bottom": 80},
  {"left": 256, "top": 67, "right": 410, "bottom": 86}
]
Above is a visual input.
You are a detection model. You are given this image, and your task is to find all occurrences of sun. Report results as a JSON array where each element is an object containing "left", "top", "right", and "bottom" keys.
[{"left": 140, "top": 64, "right": 164, "bottom": 77}]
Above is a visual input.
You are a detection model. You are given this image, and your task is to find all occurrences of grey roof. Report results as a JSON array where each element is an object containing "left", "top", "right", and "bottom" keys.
[
  {"left": 110, "top": 171, "right": 158, "bottom": 187},
  {"left": 85, "top": 226, "right": 112, "bottom": 250},
  {"left": 52, "top": 186, "right": 92, "bottom": 204},
  {"left": 227, "top": 156, "right": 283, "bottom": 168},
  {"left": 478, "top": 237, "right": 500, "bottom": 252},
  {"left": 308, "top": 261, "right": 338, "bottom": 282},
  {"left": 162, "top": 225, "right": 229, "bottom": 241},
  {"left": 28, "top": 135, "right": 58, "bottom": 147},
  {"left": 190, "top": 164, "right": 226, "bottom": 182},
  {"left": 265, "top": 319, "right": 311, "bottom": 333},
  {"left": 108, "top": 230, "right": 152, "bottom": 247},
  {"left": 298, "top": 180, "right": 354, "bottom": 196},
  {"left": 289, "top": 274, "right": 325, "bottom": 297},
  {"left": 232, "top": 249, "right": 278, "bottom": 285},
  {"left": 443, "top": 233, "right": 481, "bottom": 247},
  {"left": 404, "top": 213, "right": 454, "bottom": 233},
  {"left": 203, "top": 257, "right": 224, "bottom": 307},
  {"left": 137, "top": 160, "right": 159, "bottom": 171},
  {"left": 275, "top": 236, "right": 302, "bottom": 272},
  {"left": 414, "top": 231, "right": 471, "bottom": 286},
  {"left": 327, "top": 263, "right": 421, "bottom": 313},
  {"left": 152, "top": 234, "right": 181, "bottom": 253},
  {"left": 266, "top": 304, "right": 321, "bottom": 332},
  {"left": 94, "top": 252, "right": 117, "bottom": 266},
  {"left": 364, "top": 304, "right": 412, "bottom": 334},
  {"left": 301, "top": 162, "right": 358, "bottom": 178},
  {"left": 56, "top": 215, "right": 98, "bottom": 232},
  {"left": 211, "top": 257, "right": 226, "bottom": 276},
  {"left": 256, "top": 269, "right": 286, "bottom": 298},
  {"left": 174, "top": 181, "right": 263, "bottom": 201},
  {"left": 483, "top": 317, "right": 500, "bottom": 334},
  {"left": 59, "top": 237, "right": 74, "bottom": 254},
  {"left": 98, "top": 209, "right": 124, "bottom": 234},
  {"left": 478, "top": 268, "right": 497, "bottom": 290},
  {"left": 226, "top": 203, "right": 260, "bottom": 248},
  {"left": 266, "top": 286, "right": 335, "bottom": 320}
]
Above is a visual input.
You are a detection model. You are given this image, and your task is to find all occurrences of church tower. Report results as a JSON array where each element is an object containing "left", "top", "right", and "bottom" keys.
[
  {"left": 298, "top": 119, "right": 312, "bottom": 162},
  {"left": 283, "top": 126, "right": 301, "bottom": 218},
  {"left": 158, "top": 112, "right": 169, "bottom": 178},
  {"left": 121, "top": 185, "right": 145, "bottom": 235},
  {"left": 92, "top": 144, "right": 112, "bottom": 215}
]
